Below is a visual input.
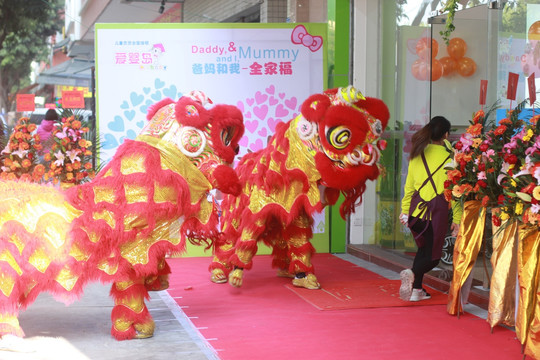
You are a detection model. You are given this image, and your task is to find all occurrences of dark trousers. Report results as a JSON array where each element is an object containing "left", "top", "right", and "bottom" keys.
[{"left": 410, "top": 218, "right": 439, "bottom": 289}]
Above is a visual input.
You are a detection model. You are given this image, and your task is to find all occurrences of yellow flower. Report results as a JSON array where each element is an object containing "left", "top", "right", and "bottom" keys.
[
  {"left": 523, "top": 129, "right": 534, "bottom": 142},
  {"left": 472, "top": 138, "right": 482, "bottom": 148},
  {"left": 510, "top": 179, "right": 517, "bottom": 187},
  {"left": 500, "top": 212, "right": 510, "bottom": 220},
  {"left": 515, "top": 201, "right": 524, "bottom": 215},
  {"left": 533, "top": 186, "right": 540, "bottom": 201}
]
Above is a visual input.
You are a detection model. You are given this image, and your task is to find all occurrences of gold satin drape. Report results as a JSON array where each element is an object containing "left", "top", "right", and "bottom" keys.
[
  {"left": 447, "top": 200, "right": 486, "bottom": 316},
  {"left": 487, "top": 219, "right": 518, "bottom": 329},
  {"left": 516, "top": 225, "right": 540, "bottom": 359}
]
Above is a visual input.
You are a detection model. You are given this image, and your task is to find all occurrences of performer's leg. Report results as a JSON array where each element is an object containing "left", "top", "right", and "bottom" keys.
[
  {"left": 145, "top": 258, "right": 170, "bottom": 291},
  {"left": 110, "top": 278, "right": 154, "bottom": 340},
  {"left": 285, "top": 213, "right": 319, "bottom": 290},
  {"left": 209, "top": 233, "right": 236, "bottom": 284},
  {"left": 228, "top": 227, "right": 260, "bottom": 287}
]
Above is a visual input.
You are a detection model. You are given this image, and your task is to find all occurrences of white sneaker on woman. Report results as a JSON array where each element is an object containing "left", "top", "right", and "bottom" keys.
[
  {"left": 409, "top": 288, "right": 431, "bottom": 302},
  {"left": 399, "top": 269, "right": 414, "bottom": 301}
]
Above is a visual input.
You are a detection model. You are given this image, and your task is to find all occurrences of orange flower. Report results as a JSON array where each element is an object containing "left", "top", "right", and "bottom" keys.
[
  {"left": 78, "top": 139, "right": 87, "bottom": 147},
  {"left": 467, "top": 123, "right": 482, "bottom": 136},
  {"left": 472, "top": 110, "right": 484, "bottom": 124},
  {"left": 66, "top": 172, "right": 74, "bottom": 180},
  {"left": 21, "top": 159, "right": 32, "bottom": 168},
  {"left": 499, "top": 118, "right": 512, "bottom": 125},
  {"left": 27, "top": 124, "right": 37, "bottom": 132},
  {"left": 66, "top": 163, "right": 73, "bottom": 172},
  {"left": 72, "top": 161, "right": 81, "bottom": 170},
  {"left": 71, "top": 120, "right": 82, "bottom": 129},
  {"left": 33, "top": 164, "right": 45, "bottom": 177},
  {"left": 84, "top": 162, "right": 93, "bottom": 170},
  {"left": 447, "top": 169, "right": 462, "bottom": 182},
  {"left": 44, "top": 153, "right": 51, "bottom": 162}
]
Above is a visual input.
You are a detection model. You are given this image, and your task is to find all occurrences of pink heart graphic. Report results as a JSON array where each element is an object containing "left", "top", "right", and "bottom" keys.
[
  {"left": 279, "top": 93, "right": 285, "bottom": 99},
  {"left": 245, "top": 111, "right": 252, "bottom": 119},
  {"left": 258, "top": 127, "right": 267, "bottom": 137},
  {"left": 254, "top": 105, "right": 269, "bottom": 120},
  {"left": 275, "top": 104, "right": 289, "bottom": 118},
  {"left": 267, "top": 117, "right": 279, "bottom": 132},
  {"left": 269, "top": 97, "right": 278, "bottom": 106},
  {"left": 236, "top": 101, "right": 244, "bottom": 112},
  {"left": 255, "top": 91, "right": 268, "bottom": 105},
  {"left": 245, "top": 119, "right": 258, "bottom": 134},
  {"left": 249, "top": 138, "right": 264, "bottom": 152},
  {"left": 285, "top": 97, "right": 298, "bottom": 110},
  {"left": 265, "top": 85, "right": 275, "bottom": 95},
  {"left": 246, "top": 98, "right": 255, "bottom": 106},
  {"left": 239, "top": 135, "right": 249, "bottom": 147}
]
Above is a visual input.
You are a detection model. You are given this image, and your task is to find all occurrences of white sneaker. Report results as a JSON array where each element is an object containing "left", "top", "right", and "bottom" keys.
[
  {"left": 409, "top": 288, "right": 431, "bottom": 302},
  {"left": 399, "top": 269, "right": 414, "bottom": 301}
]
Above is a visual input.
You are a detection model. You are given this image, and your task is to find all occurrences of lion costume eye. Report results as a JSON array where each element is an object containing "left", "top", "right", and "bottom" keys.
[
  {"left": 327, "top": 126, "right": 351, "bottom": 150},
  {"left": 221, "top": 127, "right": 234, "bottom": 146},
  {"left": 371, "top": 119, "right": 383, "bottom": 137}
]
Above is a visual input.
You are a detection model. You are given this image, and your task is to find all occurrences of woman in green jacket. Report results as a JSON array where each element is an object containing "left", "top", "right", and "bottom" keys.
[{"left": 399, "top": 116, "right": 461, "bottom": 302}]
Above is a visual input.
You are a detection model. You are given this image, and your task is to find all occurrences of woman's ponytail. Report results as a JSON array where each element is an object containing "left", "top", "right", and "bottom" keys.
[{"left": 409, "top": 116, "right": 451, "bottom": 160}]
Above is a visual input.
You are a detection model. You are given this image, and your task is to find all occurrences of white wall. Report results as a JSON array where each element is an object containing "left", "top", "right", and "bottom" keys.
[{"left": 350, "top": 0, "right": 383, "bottom": 245}]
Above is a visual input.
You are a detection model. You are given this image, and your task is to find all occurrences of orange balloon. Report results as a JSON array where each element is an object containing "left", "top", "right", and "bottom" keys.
[
  {"left": 416, "top": 37, "right": 439, "bottom": 60},
  {"left": 431, "top": 59, "right": 443, "bottom": 81},
  {"left": 457, "top": 57, "right": 476, "bottom": 77},
  {"left": 411, "top": 59, "right": 428, "bottom": 81},
  {"left": 529, "top": 21, "right": 540, "bottom": 41},
  {"left": 447, "top": 37, "right": 467, "bottom": 59},
  {"left": 439, "top": 56, "right": 457, "bottom": 77}
]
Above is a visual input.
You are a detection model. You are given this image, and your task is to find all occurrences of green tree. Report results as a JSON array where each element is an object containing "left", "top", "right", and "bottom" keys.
[
  {"left": 502, "top": 0, "right": 540, "bottom": 33},
  {"left": 0, "top": 0, "right": 63, "bottom": 113}
]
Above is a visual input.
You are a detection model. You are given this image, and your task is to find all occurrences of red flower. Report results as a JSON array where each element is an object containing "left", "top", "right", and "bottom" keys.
[
  {"left": 455, "top": 142, "right": 463, "bottom": 150},
  {"left": 494, "top": 125, "right": 507, "bottom": 135},
  {"left": 497, "top": 194, "right": 505, "bottom": 205},
  {"left": 504, "top": 153, "right": 518, "bottom": 164},
  {"left": 479, "top": 143, "right": 489, "bottom": 152},
  {"left": 492, "top": 215, "right": 502, "bottom": 227},
  {"left": 477, "top": 180, "right": 487, "bottom": 188}
]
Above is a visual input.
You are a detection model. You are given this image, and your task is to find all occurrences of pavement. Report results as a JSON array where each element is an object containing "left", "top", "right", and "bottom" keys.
[{"left": 0, "top": 254, "right": 488, "bottom": 360}]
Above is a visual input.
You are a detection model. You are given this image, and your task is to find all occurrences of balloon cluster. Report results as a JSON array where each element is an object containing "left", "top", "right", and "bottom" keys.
[{"left": 411, "top": 37, "right": 476, "bottom": 81}]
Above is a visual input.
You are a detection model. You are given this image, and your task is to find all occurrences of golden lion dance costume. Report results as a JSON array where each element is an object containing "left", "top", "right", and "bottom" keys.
[
  {"left": 210, "top": 87, "right": 389, "bottom": 289},
  {"left": 0, "top": 94, "right": 244, "bottom": 340}
]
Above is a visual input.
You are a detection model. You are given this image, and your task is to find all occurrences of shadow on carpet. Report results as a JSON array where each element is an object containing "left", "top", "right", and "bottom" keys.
[{"left": 285, "top": 279, "right": 447, "bottom": 310}]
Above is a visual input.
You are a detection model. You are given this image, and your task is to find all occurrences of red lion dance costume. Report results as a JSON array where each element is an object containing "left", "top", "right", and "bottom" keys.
[
  {"left": 0, "top": 93, "right": 244, "bottom": 340},
  {"left": 210, "top": 86, "right": 389, "bottom": 289}
]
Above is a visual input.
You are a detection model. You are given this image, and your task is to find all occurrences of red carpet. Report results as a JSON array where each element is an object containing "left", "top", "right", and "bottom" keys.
[
  {"left": 285, "top": 279, "right": 447, "bottom": 310},
  {"left": 165, "top": 253, "right": 522, "bottom": 360}
]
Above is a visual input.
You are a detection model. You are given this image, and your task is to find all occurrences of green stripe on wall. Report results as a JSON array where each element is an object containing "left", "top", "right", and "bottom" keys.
[{"left": 327, "top": 0, "right": 350, "bottom": 253}]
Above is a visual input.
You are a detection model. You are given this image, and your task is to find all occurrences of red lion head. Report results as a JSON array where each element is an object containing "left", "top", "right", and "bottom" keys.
[{"left": 299, "top": 86, "right": 390, "bottom": 217}]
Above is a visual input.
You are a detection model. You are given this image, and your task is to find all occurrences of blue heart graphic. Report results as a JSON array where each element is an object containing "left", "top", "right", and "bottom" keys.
[
  {"left": 163, "top": 85, "right": 177, "bottom": 99},
  {"left": 103, "top": 133, "right": 119, "bottom": 149},
  {"left": 155, "top": 78, "right": 165, "bottom": 89},
  {"left": 143, "top": 87, "right": 151, "bottom": 94},
  {"left": 136, "top": 121, "right": 145, "bottom": 128},
  {"left": 124, "top": 110, "right": 135, "bottom": 121},
  {"left": 108, "top": 116, "right": 125, "bottom": 132},
  {"left": 140, "top": 105, "right": 149, "bottom": 114},
  {"left": 126, "top": 129, "right": 137, "bottom": 139},
  {"left": 120, "top": 101, "right": 129, "bottom": 109},
  {"left": 151, "top": 91, "right": 162, "bottom": 101},
  {"left": 130, "top": 92, "right": 144, "bottom": 107}
]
